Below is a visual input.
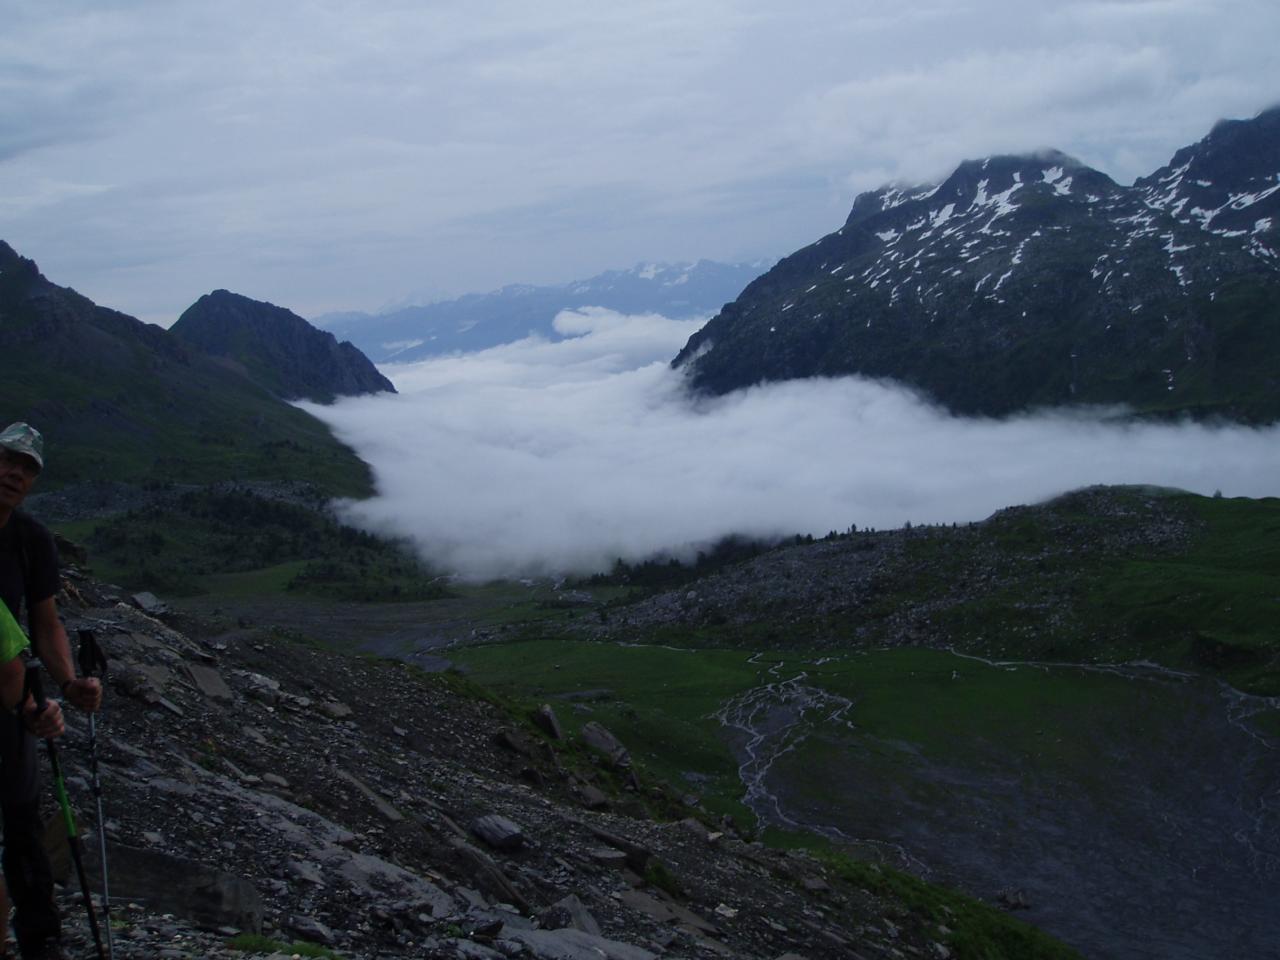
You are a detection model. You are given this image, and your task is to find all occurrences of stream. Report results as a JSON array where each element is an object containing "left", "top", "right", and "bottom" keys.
[{"left": 714, "top": 651, "right": 1280, "bottom": 960}]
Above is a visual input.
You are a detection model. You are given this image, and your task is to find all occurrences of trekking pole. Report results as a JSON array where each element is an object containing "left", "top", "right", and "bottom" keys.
[
  {"left": 23, "top": 661, "right": 107, "bottom": 960},
  {"left": 78, "top": 630, "right": 114, "bottom": 960}
]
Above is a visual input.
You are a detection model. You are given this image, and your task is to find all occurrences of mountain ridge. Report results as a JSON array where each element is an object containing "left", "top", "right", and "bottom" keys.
[
  {"left": 316, "top": 260, "right": 770, "bottom": 363},
  {"left": 673, "top": 106, "right": 1280, "bottom": 420},
  {"left": 172, "top": 289, "right": 395, "bottom": 404},
  {"left": 0, "top": 241, "right": 374, "bottom": 494}
]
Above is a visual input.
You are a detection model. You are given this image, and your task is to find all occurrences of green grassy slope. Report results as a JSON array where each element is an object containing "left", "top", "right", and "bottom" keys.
[
  {"left": 57, "top": 487, "right": 447, "bottom": 600},
  {"left": 588, "top": 488, "right": 1280, "bottom": 695},
  {"left": 0, "top": 241, "right": 372, "bottom": 496},
  {"left": 452, "top": 639, "right": 1166, "bottom": 959}
]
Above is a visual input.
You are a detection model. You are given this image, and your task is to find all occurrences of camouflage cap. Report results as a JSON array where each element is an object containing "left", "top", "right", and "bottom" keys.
[{"left": 0, "top": 421, "right": 44, "bottom": 471}]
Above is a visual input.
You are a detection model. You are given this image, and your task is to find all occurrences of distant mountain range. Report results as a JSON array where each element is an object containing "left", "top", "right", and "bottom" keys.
[
  {"left": 674, "top": 106, "right": 1280, "bottom": 421},
  {"left": 315, "top": 260, "right": 770, "bottom": 363},
  {"left": 0, "top": 241, "right": 386, "bottom": 492}
]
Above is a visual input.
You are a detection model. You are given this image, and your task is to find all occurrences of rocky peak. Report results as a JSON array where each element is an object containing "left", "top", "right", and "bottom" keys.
[
  {"left": 172, "top": 290, "right": 395, "bottom": 404},
  {"left": 847, "top": 151, "right": 1120, "bottom": 231},
  {"left": 1135, "top": 104, "right": 1280, "bottom": 253},
  {"left": 674, "top": 108, "right": 1280, "bottom": 419},
  {"left": 0, "top": 238, "right": 29, "bottom": 272},
  {"left": 0, "top": 240, "right": 188, "bottom": 362}
]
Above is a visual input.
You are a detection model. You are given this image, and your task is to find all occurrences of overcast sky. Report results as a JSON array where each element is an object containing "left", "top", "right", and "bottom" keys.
[
  {"left": 307, "top": 310, "right": 1280, "bottom": 580},
  {"left": 2, "top": 1, "right": 1277, "bottom": 325}
]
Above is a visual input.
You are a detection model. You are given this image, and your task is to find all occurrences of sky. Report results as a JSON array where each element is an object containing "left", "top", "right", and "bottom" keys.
[
  {"left": 2, "top": 0, "right": 1278, "bottom": 326},
  {"left": 305, "top": 310, "right": 1280, "bottom": 581}
]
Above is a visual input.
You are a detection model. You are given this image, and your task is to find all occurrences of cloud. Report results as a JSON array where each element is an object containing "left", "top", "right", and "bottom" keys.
[
  {"left": 2, "top": 0, "right": 1277, "bottom": 325},
  {"left": 306, "top": 311, "right": 1280, "bottom": 581}
]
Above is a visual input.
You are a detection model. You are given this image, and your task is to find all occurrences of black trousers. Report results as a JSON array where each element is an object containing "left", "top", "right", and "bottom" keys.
[{"left": 1, "top": 715, "right": 60, "bottom": 950}]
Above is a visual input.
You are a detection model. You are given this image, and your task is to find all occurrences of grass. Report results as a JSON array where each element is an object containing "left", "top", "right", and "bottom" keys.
[
  {"left": 3, "top": 359, "right": 373, "bottom": 499},
  {"left": 55, "top": 486, "right": 454, "bottom": 601},
  {"left": 451, "top": 636, "right": 1273, "bottom": 833},
  {"left": 950, "top": 492, "right": 1280, "bottom": 694},
  {"left": 0, "top": 270, "right": 375, "bottom": 500},
  {"left": 197, "top": 560, "right": 314, "bottom": 596},
  {"left": 1250, "top": 708, "right": 1280, "bottom": 741},
  {"left": 1081, "top": 494, "right": 1280, "bottom": 691},
  {"left": 601, "top": 489, "right": 1280, "bottom": 696},
  {"left": 452, "top": 638, "right": 764, "bottom": 823},
  {"left": 822, "top": 853, "right": 1082, "bottom": 960},
  {"left": 451, "top": 639, "right": 1146, "bottom": 958},
  {"left": 803, "top": 648, "right": 1144, "bottom": 768},
  {"left": 444, "top": 490, "right": 1278, "bottom": 958},
  {"left": 457, "top": 581, "right": 602, "bottom": 628}
]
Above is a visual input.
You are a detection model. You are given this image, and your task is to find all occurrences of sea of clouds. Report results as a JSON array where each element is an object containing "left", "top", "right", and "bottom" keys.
[{"left": 304, "top": 309, "right": 1280, "bottom": 580}]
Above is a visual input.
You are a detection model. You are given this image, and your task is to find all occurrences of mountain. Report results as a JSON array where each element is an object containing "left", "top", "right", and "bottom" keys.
[
  {"left": 673, "top": 106, "right": 1280, "bottom": 420},
  {"left": 316, "top": 260, "right": 769, "bottom": 363},
  {"left": 0, "top": 241, "right": 371, "bottom": 494},
  {"left": 172, "top": 289, "right": 395, "bottom": 403}
]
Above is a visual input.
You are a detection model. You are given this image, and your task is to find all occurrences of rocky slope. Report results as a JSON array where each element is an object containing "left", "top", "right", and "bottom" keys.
[
  {"left": 172, "top": 290, "right": 395, "bottom": 404},
  {"left": 673, "top": 106, "right": 1280, "bottom": 420},
  {"left": 586, "top": 487, "right": 1199, "bottom": 657},
  {"left": 317, "top": 261, "right": 768, "bottom": 363},
  {"left": 38, "top": 562, "right": 1027, "bottom": 960}
]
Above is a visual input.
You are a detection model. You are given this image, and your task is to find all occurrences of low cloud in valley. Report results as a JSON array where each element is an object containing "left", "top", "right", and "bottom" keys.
[{"left": 306, "top": 311, "right": 1280, "bottom": 580}]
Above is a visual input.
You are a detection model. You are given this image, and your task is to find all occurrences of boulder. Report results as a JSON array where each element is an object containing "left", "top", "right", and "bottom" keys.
[
  {"left": 319, "top": 700, "right": 354, "bottom": 720},
  {"left": 538, "top": 893, "right": 602, "bottom": 937},
  {"left": 447, "top": 839, "right": 531, "bottom": 914},
  {"left": 533, "top": 704, "right": 563, "bottom": 740},
  {"left": 186, "top": 663, "right": 234, "bottom": 701},
  {"left": 495, "top": 728, "right": 537, "bottom": 757},
  {"left": 130, "top": 591, "right": 168, "bottom": 615},
  {"left": 470, "top": 814, "right": 525, "bottom": 852},
  {"left": 287, "top": 915, "right": 335, "bottom": 945},
  {"left": 580, "top": 722, "right": 631, "bottom": 769},
  {"left": 94, "top": 845, "right": 264, "bottom": 933},
  {"left": 499, "top": 926, "right": 657, "bottom": 960},
  {"left": 578, "top": 785, "right": 609, "bottom": 810}
]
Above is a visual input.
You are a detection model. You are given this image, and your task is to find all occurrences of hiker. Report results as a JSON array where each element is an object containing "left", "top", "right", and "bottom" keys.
[
  {"left": 0, "top": 423, "right": 101, "bottom": 960},
  {"left": 0, "top": 615, "right": 65, "bottom": 960}
]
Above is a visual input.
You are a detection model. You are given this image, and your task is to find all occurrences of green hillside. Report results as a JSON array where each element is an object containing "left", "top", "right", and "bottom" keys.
[
  {"left": 582, "top": 488, "right": 1280, "bottom": 695},
  {"left": 0, "top": 240, "right": 372, "bottom": 496}
]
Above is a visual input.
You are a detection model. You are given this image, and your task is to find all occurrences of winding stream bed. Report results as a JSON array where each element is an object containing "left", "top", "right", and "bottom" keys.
[{"left": 715, "top": 650, "right": 1280, "bottom": 960}]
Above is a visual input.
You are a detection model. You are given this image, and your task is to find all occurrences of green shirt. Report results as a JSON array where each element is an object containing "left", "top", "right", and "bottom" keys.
[{"left": 0, "top": 599, "right": 30, "bottom": 663}]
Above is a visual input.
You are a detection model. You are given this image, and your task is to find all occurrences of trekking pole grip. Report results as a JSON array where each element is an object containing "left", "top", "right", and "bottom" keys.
[
  {"left": 78, "top": 629, "right": 108, "bottom": 680},
  {"left": 24, "top": 660, "right": 46, "bottom": 715}
]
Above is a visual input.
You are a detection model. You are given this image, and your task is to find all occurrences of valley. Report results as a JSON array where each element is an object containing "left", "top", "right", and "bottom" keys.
[
  {"left": 107, "top": 484, "right": 1277, "bottom": 960},
  {"left": 448, "top": 641, "right": 1279, "bottom": 960}
]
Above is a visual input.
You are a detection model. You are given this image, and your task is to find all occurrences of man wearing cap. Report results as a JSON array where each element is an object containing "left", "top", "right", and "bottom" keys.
[{"left": 0, "top": 422, "right": 100, "bottom": 960}]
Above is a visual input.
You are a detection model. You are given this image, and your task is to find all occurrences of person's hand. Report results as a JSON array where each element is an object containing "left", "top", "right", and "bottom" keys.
[
  {"left": 63, "top": 677, "right": 102, "bottom": 713},
  {"left": 22, "top": 697, "right": 63, "bottom": 738}
]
